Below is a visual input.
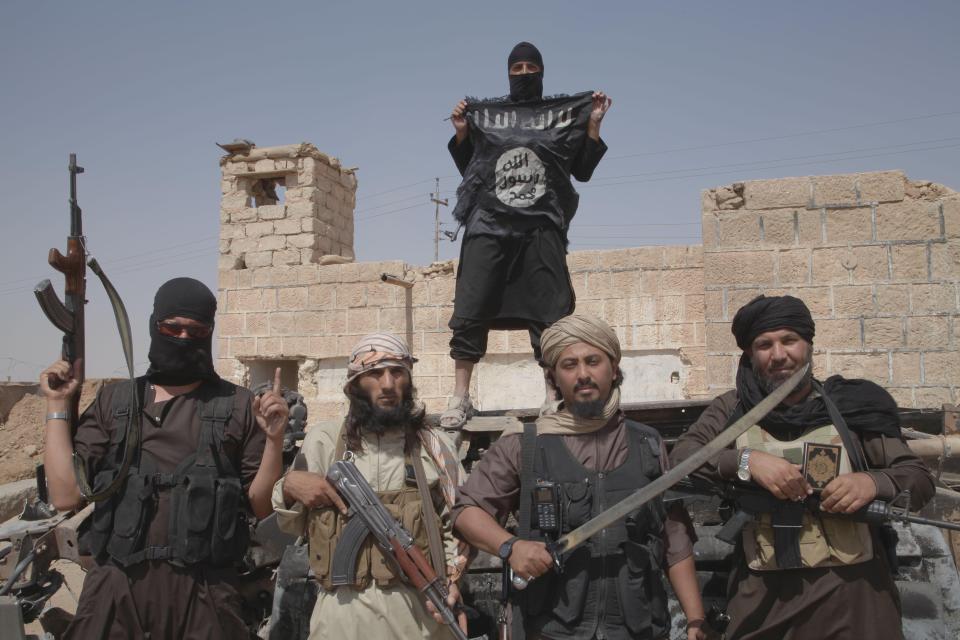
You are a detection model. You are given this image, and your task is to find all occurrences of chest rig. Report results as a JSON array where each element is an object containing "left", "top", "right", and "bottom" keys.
[
  {"left": 82, "top": 378, "right": 249, "bottom": 567},
  {"left": 736, "top": 422, "right": 873, "bottom": 570},
  {"left": 513, "top": 420, "right": 670, "bottom": 640},
  {"left": 306, "top": 429, "right": 444, "bottom": 591}
]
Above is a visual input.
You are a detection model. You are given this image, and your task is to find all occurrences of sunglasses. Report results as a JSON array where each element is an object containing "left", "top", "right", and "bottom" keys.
[{"left": 157, "top": 320, "right": 213, "bottom": 340}]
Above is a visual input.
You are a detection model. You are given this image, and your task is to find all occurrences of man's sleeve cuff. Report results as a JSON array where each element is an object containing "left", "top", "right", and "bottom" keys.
[
  {"left": 867, "top": 471, "right": 897, "bottom": 501},
  {"left": 716, "top": 449, "right": 741, "bottom": 479}
]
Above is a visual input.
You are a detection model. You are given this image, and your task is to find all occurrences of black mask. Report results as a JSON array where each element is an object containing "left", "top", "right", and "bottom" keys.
[
  {"left": 507, "top": 41, "right": 544, "bottom": 102},
  {"left": 509, "top": 71, "right": 544, "bottom": 102},
  {"left": 145, "top": 277, "right": 218, "bottom": 386}
]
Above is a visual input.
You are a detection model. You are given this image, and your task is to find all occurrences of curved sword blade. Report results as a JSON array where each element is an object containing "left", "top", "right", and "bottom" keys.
[{"left": 552, "top": 363, "right": 810, "bottom": 556}]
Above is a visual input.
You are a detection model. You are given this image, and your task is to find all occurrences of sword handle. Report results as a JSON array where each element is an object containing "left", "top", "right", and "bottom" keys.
[
  {"left": 508, "top": 543, "right": 562, "bottom": 591},
  {"left": 510, "top": 569, "right": 528, "bottom": 591}
]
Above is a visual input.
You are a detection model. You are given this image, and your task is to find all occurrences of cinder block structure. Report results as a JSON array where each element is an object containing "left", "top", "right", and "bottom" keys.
[
  {"left": 219, "top": 143, "right": 355, "bottom": 271},
  {"left": 701, "top": 172, "right": 960, "bottom": 409},
  {"left": 216, "top": 143, "right": 959, "bottom": 421}
]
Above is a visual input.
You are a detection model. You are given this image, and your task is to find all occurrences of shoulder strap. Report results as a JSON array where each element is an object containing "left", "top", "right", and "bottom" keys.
[
  {"left": 511, "top": 422, "right": 539, "bottom": 640},
  {"left": 814, "top": 381, "right": 869, "bottom": 472},
  {"left": 333, "top": 423, "right": 347, "bottom": 461},
  {"left": 411, "top": 441, "right": 446, "bottom": 575},
  {"left": 107, "top": 377, "right": 147, "bottom": 461},
  {"left": 518, "top": 422, "right": 538, "bottom": 539},
  {"left": 194, "top": 381, "right": 235, "bottom": 470}
]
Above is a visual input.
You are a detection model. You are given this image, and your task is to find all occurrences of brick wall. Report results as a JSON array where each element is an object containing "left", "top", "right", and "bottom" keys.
[
  {"left": 215, "top": 146, "right": 959, "bottom": 420},
  {"left": 215, "top": 246, "right": 708, "bottom": 420},
  {"left": 702, "top": 171, "right": 960, "bottom": 407},
  {"left": 219, "top": 143, "right": 355, "bottom": 271}
]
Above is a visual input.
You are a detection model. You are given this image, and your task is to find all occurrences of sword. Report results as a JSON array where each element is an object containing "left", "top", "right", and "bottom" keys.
[{"left": 512, "top": 363, "right": 810, "bottom": 589}]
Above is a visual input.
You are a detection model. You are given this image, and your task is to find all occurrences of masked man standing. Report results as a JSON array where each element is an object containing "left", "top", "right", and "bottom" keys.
[
  {"left": 454, "top": 314, "right": 707, "bottom": 640},
  {"left": 441, "top": 42, "right": 613, "bottom": 429},
  {"left": 272, "top": 333, "right": 468, "bottom": 639},
  {"left": 40, "top": 277, "right": 288, "bottom": 638},
  {"left": 670, "top": 295, "right": 935, "bottom": 640}
]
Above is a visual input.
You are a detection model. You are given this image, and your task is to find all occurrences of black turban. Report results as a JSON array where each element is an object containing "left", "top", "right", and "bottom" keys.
[
  {"left": 731, "top": 295, "right": 815, "bottom": 350},
  {"left": 145, "top": 277, "right": 218, "bottom": 385},
  {"left": 508, "top": 41, "right": 544, "bottom": 71}
]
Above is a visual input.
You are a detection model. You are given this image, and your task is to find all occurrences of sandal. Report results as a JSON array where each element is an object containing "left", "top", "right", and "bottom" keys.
[{"left": 440, "top": 394, "right": 474, "bottom": 430}]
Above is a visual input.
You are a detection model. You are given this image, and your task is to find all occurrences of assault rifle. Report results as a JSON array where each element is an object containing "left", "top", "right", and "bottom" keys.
[
  {"left": 326, "top": 456, "right": 470, "bottom": 640},
  {"left": 35, "top": 154, "right": 87, "bottom": 425},
  {"left": 677, "top": 479, "right": 960, "bottom": 546},
  {"left": 33, "top": 154, "right": 138, "bottom": 503}
]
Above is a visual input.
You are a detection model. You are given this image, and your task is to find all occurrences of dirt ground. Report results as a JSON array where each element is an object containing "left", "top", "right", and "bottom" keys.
[{"left": 0, "top": 381, "right": 104, "bottom": 485}]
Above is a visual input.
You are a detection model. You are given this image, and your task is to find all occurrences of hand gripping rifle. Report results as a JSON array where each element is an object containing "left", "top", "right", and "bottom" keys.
[
  {"left": 326, "top": 455, "right": 469, "bottom": 640},
  {"left": 34, "top": 154, "right": 138, "bottom": 503},
  {"left": 702, "top": 481, "right": 960, "bottom": 546}
]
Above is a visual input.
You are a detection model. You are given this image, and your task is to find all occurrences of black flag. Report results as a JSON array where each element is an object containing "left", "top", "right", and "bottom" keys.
[{"left": 452, "top": 92, "right": 593, "bottom": 235}]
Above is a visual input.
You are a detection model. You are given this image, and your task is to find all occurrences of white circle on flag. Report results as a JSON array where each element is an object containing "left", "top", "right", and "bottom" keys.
[{"left": 494, "top": 147, "right": 546, "bottom": 208}]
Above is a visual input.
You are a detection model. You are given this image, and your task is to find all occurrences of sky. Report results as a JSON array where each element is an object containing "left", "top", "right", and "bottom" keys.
[{"left": 1, "top": 1, "right": 958, "bottom": 380}]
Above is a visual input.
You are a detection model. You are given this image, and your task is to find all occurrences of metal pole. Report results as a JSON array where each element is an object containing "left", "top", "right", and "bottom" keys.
[{"left": 430, "top": 177, "right": 448, "bottom": 263}]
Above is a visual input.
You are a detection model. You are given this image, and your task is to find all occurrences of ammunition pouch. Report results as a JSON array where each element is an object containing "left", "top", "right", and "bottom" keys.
[
  {"left": 80, "top": 378, "right": 249, "bottom": 568},
  {"left": 311, "top": 484, "right": 441, "bottom": 591},
  {"left": 513, "top": 420, "right": 670, "bottom": 640}
]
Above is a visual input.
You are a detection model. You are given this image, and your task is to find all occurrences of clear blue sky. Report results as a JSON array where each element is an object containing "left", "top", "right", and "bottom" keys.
[{"left": 1, "top": 1, "right": 958, "bottom": 379}]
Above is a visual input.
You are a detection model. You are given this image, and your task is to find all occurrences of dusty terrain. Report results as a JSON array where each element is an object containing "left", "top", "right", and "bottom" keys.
[{"left": 0, "top": 381, "right": 105, "bottom": 485}]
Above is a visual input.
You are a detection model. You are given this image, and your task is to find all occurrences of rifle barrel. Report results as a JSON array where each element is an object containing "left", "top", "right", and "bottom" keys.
[
  {"left": 68, "top": 153, "right": 84, "bottom": 236},
  {"left": 903, "top": 513, "right": 960, "bottom": 532}
]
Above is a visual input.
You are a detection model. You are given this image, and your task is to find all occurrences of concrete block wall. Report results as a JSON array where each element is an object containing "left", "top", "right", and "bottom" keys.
[
  {"left": 215, "top": 141, "right": 959, "bottom": 418},
  {"left": 215, "top": 246, "right": 709, "bottom": 420},
  {"left": 702, "top": 170, "right": 960, "bottom": 407},
  {"left": 219, "top": 143, "right": 356, "bottom": 271}
]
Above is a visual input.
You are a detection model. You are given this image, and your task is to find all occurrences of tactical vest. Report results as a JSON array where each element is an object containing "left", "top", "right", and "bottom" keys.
[
  {"left": 515, "top": 420, "right": 670, "bottom": 640},
  {"left": 307, "top": 436, "right": 443, "bottom": 591},
  {"left": 736, "top": 423, "right": 873, "bottom": 571},
  {"left": 82, "top": 378, "right": 250, "bottom": 567}
]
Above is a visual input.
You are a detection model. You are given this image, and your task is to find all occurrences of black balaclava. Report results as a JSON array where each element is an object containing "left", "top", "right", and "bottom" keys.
[
  {"left": 145, "top": 277, "right": 218, "bottom": 386},
  {"left": 508, "top": 41, "right": 544, "bottom": 102}
]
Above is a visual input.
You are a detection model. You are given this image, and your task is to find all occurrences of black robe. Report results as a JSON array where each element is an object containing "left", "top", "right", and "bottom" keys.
[{"left": 447, "top": 134, "right": 606, "bottom": 327}]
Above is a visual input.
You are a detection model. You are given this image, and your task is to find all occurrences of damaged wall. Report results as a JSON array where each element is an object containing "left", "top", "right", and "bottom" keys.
[
  {"left": 215, "top": 143, "right": 959, "bottom": 421},
  {"left": 702, "top": 171, "right": 960, "bottom": 409},
  {"left": 215, "top": 246, "right": 706, "bottom": 421}
]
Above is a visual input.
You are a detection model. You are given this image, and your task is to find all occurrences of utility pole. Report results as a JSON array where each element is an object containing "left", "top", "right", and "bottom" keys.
[{"left": 430, "top": 177, "right": 448, "bottom": 263}]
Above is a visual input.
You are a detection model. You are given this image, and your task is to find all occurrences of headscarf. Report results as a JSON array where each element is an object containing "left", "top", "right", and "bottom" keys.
[
  {"left": 145, "top": 278, "right": 218, "bottom": 385},
  {"left": 729, "top": 295, "right": 899, "bottom": 437},
  {"left": 343, "top": 333, "right": 465, "bottom": 516},
  {"left": 344, "top": 332, "right": 417, "bottom": 390},
  {"left": 505, "top": 313, "right": 622, "bottom": 435},
  {"left": 540, "top": 313, "right": 621, "bottom": 369},
  {"left": 507, "top": 41, "right": 544, "bottom": 102},
  {"left": 731, "top": 294, "right": 815, "bottom": 350}
]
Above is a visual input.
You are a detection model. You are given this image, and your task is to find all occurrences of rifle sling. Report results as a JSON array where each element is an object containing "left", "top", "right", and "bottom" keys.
[
  {"left": 813, "top": 380, "right": 869, "bottom": 472},
  {"left": 412, "top": 442, "right": 447, "bottom": 579},
  {"left": 73, "top": 258, "right": 141, "bottom": 502}
]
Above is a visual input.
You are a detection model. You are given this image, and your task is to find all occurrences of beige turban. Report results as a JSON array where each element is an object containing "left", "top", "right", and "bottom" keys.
[
  {"left": 344, "top": 332, "right": 417, "bottom": 390},
  {"left": 540, "top": 313, "right": 621, "bottom": 369},
  {"left": 503, "top": 313, "right": 623, "bottom": 436}
]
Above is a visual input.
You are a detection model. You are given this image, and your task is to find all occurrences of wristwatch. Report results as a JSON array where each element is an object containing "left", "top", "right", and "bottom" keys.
[
  {"left": 737, "top": 448, "right": 753, "bottom": 482},
  {"left": 497, "top": 536, "right": 519, "bottom": 561}
]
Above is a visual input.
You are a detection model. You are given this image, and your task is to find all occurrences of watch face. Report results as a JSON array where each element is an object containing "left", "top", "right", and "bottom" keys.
[
  {"left": 737, "top": 467, "right": 749, "bottom": 481},
  {"left": 499, "top": 539, "right": 515, "bottom": 560}
]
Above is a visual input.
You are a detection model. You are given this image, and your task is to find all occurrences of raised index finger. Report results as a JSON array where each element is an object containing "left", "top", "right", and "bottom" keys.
[{"left": 273, "top": 367, "right": 282, "bottom": 394}]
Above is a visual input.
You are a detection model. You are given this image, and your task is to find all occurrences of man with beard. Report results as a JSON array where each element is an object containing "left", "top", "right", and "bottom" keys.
[
  {"left": 454, "top": 314, "right": 707, "bottom": 640},
  {"left": 441, "top": 41, "right": 613, "bottom": 429},
  {"left": 40, "top": 277, "right": 288, "bottom": 638},
  {"left": 670, "top": 294, "right": 935, "bottom": 640},
  {"left": 272, "top": 333, "right": 468, "bottom": 639}
]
